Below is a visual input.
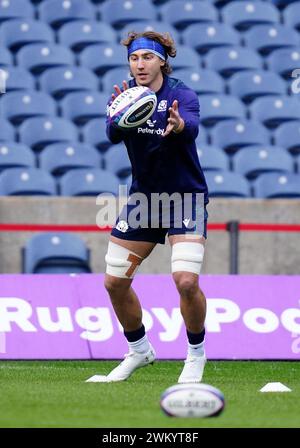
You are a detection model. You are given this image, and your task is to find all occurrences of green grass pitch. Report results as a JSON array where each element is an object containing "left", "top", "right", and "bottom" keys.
[{"left": 0, "top": 360, "right": 299, "bottom": 428}]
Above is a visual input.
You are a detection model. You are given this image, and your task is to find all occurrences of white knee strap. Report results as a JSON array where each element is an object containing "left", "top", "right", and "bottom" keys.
[
  {"left": 171, "top": 242, "right": 205, "bottom": 275},
  {"left": 105, "top": 241, "right": 143, "bottom": 279}
]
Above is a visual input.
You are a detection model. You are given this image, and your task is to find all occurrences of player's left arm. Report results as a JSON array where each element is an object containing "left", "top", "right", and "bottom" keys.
[{"left": 162, "top": 89, "right": 200, "bottom": 139}]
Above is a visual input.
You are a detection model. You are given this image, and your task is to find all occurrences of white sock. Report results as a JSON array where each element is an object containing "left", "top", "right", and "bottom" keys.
[
  {"left": 188, "top": 341, "right": 205, "bottom": 357},
  {"left": 128, "top": 334, "right": 151, "bottom": 354}
]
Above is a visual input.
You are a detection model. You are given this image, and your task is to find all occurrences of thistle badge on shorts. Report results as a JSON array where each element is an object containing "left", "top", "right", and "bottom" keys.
[{"left": 116, "top": 220, "right": 129, "bottom": 233}]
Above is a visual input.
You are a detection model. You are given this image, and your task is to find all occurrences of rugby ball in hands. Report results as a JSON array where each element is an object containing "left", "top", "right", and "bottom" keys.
[
  {"left": 109, "top": 86, "right": 157, "bottom": 129},
  {"left": 160, "top": 383, "right": 225, "bottom": 418}
]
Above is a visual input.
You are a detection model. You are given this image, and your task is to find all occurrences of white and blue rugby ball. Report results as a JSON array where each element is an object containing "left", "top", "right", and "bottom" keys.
[
  {"left": 109, "top": 86, "right": 157, "bottom": 129},
  {"left": 160, "top": 383, "right": 225, "bottom": 418}
]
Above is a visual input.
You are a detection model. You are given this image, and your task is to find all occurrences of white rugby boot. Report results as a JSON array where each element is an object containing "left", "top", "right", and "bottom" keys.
[
  {"left": 178, "top": 352, "right": 206, "bottom": 384},
  {"left": 105, "top": 344, "right": 156, "bottom": 382}
]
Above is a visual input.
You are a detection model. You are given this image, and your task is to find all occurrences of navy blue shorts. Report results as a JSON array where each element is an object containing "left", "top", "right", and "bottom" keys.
[{"left": 111, "top": 194, "right": 208, "bottom": 245}]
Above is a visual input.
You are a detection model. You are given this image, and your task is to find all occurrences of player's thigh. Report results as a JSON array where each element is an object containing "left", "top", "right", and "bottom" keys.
[{"left": 109, "top": 235, "right": 156, "bottom": 259}]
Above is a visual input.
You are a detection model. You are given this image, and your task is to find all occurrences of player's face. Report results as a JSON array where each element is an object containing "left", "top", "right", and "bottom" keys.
[{"left": 129, "top": 50, "right": 165, "bottom": 91}]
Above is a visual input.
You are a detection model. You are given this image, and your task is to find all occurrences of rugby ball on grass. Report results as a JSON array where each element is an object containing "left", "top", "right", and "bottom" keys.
[
  {"left": 160, "top": 383, "right": 225, "bottom": 418},
  {"left": 109, "top": 86, "right": 157, "bottom": 129}
]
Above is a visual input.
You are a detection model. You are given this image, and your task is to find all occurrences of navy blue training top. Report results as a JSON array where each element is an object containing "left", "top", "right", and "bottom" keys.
[{"left": 106, "top": 74, "right": 209, "bottom": 204}]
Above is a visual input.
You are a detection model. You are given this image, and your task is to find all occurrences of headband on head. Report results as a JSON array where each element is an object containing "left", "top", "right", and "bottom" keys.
[{"left": 127, "top": 37, "right": 166, "bottom": 61}]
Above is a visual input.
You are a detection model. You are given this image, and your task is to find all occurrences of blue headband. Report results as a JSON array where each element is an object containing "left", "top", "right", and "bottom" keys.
[{"left": 128, "top": 37, "right": 166, "bottom": 61}]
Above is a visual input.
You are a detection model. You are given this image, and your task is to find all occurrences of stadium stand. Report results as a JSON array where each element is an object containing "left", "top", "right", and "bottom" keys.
[
  {"left": 60, "top": 91, "right": 108, "bottom": 124},
  {"left": 199, "top": 94, "right": 246, "bottom": 127},
  {"left": 0, "top": 46, "right": 12, "bottom": 66},
  {"left": 17, "top": 43, "right": 74, "bottom": 74},
  {"left": 0, "top": 167, "right": 57, "bottom": 196},
  {"left": 59, "top": 168, "right": 120, "bottom": 196},
  {"left": 0, "top": 142, "right": 35, "bottom": 171},
  {"left": 103, "top": 143, "right": 132, "bottom": 178},
  {"left": 160, "top": 0, "right": 218, "bottom": 30},
  {"left": 196, "top": 144, "right": 229, "bottom": 172},
  {"left": 221, "top": 1, "right": 280, "bottom": 31},
  {"left": 120, "top": 21, "right": 180, "bottom": 43},
  {"left": 249, "top": 96, "right": 300, "bottom": 128},
  {"left": 0, "top": 19, "right": 54, "bottom": 52},
  {"left": 79, "top": 43, "right": 128, "bottom": 75},
  {"left": 81, "top": 117, "right": 111, "bottom": 151},
  {"left": 196, "top": 124, "right": 208, "bottom": 145},
  {"left": 204, "top": 171, "right": 251, "bottom": 198},
  {"left": 101, "top": 67, "right": 132, "bottom": 92},
  {"left": 283, "top": 2, "right": 300, "bottom": 31},
  {"left": 100, "top": 0, "right": 157, "bottom": 29},
  {"left": 38, "top": 0, "right": 96, "bottom": 29},
  {"left": 182, "top": 23, "right": 240, "bottom": 54},
  {"left": 23, "top": 232, "right": 92, "bottom": 274},
  {"left": 253, "top": 172, "right": 300, "bottom": 198},
  {"left": 0, "top": 91, "right": 56, "bottom": 124},
  {"left": 0, "top": 119, "right": 15, "bottom": 142},
  {"left": 172, "top": 68, "right": 224, "bottom": 95},
  {"left": 0, "top": 0, "right": 34, "bottom": 23},
  {"left": 266, "top": 48, "right": 300, "bottom": 79},
  {"left": 243, "top": 24, "right": 300, "bottom": 55},
  {"left": 274, "top": 121, "right": 300, "bottom": 155},
  {"left": 0, "top": 67, "right": 35, "bottom": 92},
  {"left": 58, "top": 21, "right": 117, "bottom": 52},
  {"left": 165, "top": 45, "right": 201, "bottom": 71}
]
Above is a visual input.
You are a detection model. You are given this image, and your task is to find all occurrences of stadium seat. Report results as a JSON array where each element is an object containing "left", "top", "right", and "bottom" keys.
[
  {"left": 195, "top": 124, "right": 208, "bottom": 145},
  {"left": 160, "top": 0, "right": 217, "bottom": 30},
  {"left": 168, "top": 45, "right": 201, "bottom": 72},
  {"left": 204, "top": 47, "right": 263, "bottom": 78},
  {"left": 253, "top": 172, "right": 300, "bottom": 198},
  {"left": 79, "top": 43, "right": 127, "bottom": 75},
  {"left": 228, "top": 71, "right": 286, "bottom": 104},
  {"left": 210, "top": 119, "right": 270, "bottom": 154},
  {"left": 39, "top": 67, "right": 98, "bottom": 99},
  {"left": 0, "top": 118, "right": 15, "bottom": 142},
  {"left": 0, "top": 0, "right": 34, "bottom": 22},
  {"left": 205, "top": 171, "right": 251, "bottom": 198},
  {"left": 0, "top": 19, "right": 54, "bottom": 52},
  {"left": 60, "top": 91, "right": 108, "bottom": 125},
  {"left": 0, "top": 67, "right": 35, "bottom": 92},
  {"left": 249, "top": 96, "right": 300, "bottom": 128},
  {"left": 59, "top": 168, "right": 120, "bottom": 196},
  {"left": 103, "top": 143, "right": 131, "bottom": 178},
  {"left": 271, "top": 0, "right": 300, "bottom": 10},
  {"left": 266, "top": 48, "right": 300, "bottom": 79},
  {"left": 100, "top": 0, "right": 157, "bottom": 29},
  {"left": 296, "top": 154, "right": 300, "bottom": 173},
  {"left": 39, "top": 143, "right": 101, "bottom": 176},
  {"left": 0, "top": 142, "right": 35, "bottom": 171},
  {"left": 23, "top": 232, "right": 92, "bottom": 274},
  {"left": 199, "top": 94, "right": 246, "bottom": 127},
  {"left": 58, "top": 21, "right": 116, "bottom": 52},
  {"left": 182, "top": 23, "right": 240, "bottom": 54},
  {"left": 243, "top": 24, "right": 300, "bottom": 56},
  {"left": 101, "top": 67, "right": 133, "bottom": 93},
  {"left": 17, "top": 43, "right": 74, "bottom": 74},
  {"left": 38, "top": 0, "right": 95, "bottom": 29},
  {"left": 120, "top": 21, "right": 180, "bottom": 44},
  {"left": 172, "top": 69, "right": 224, "bottom": 95},
  {"left": 81, "top": 118, "right": 111, "bottom": 151},
  {"left": 0, "top": 47, "right": 12, "bottom": 67},
  {"left": 0, "top": 167, "right": 57, "bottom": 195},
  {"left": 0, "top": 91, "right": 56, "bottom": 124},
  {"left": 19, "top": 117, "right": 78, "bottom": 151},
  {"left": 274, "top": 122, "right": 300, "bottom": 155},
  {"left": 221, "top": 1, "right": 280, "bottom": 31},
  {"left": 283, "top": 2, "right": 300, "bottom": 31},
  {"left": 232, "top": 145, "right": 294, "bottom": 179},
  {"left": 196, "top": 144, "right": 229, "bottom": 172}
]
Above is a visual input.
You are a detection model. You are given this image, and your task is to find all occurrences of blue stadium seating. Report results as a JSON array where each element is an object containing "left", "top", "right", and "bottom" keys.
[
  {"left": 199, "top": 94, "right": 246, "bottom": 127},
  {"left": 58, "top": 21, "right": 116, "bottom": 52},
  {"left": 101, "top": 67, "right": 133, "bottom": 93},
  {"left": 39, "top": 66, "right": 98, "bottom": 98},
  {"left": 81, "top": 118, "right": 111, "bottom": 151},
  {"left": 160, "top": 0, "right": 217, "bottom": 30},
  {"left": 103, "top": 143, "right": 131, "bottom": 178},
  {"left": 172, "top": 68, "right": 224, "bottom": 95},
  {"left": 0, "top": 118, "right": 15, "bottom": 142},
  {"left": 243, "top": 24, "right": 300, "bottom": 55},
  {"left": 0, "top": 67, "right": 35, "bottom": 92},
  {"left": 196, "top": 144, "right": 229, "bottom": 172},
  {"left": 204, "top": 46, "right": 263, "bottom": 78},
  {"left": 79, "top": 43, "right": 127, "bottom": 75},
  {"left": 0, "top": 142, "right": 35, "bottom": 171},
  {"left": 296, "top": 154, "right": 300, "bottom": 173},
  {"left": 232, "top": 145, "right": 294, "bottom": 179},
  {"left": 38, "top": 0, "right": 95, "bottom": 29},
  {"left": 221, "top": 1, "right": 280, "bottom": 31},
  {"left": 0, "top": 167, "right": 57, "bottom": 195},
  {"left": 0, "top": 0, "right": 34, "bottom": 22},
  {"left": 228, "top": 70, "right": 286, "bottom": 103},
  {"left": 283, "top": 2, "right": 300, "bottom": 31},
  {"left": 266, "top": 48, "right": 300, "bottom": 79},
  {"left": 17, "top": 43, "right": 74, "bottom": 74},
  {"left": 19, "top": 116, "right": 78, "bottom": 151},
  {"left": 272, "top": 0, "right": 300, "bottom": 10},
  {"left": 39, "top": 143, "right": 101, "bottom": 176},
  {"left": 249, "top": 96, "right": 300, "bottom": 128},
  {"left": 0, "top": 19, "right": 54, "bottom": 52},
  {"left": 0, "top": 47, "right": 12, "bottom": 66},
  {"left": 210, "top": 119, "right": 270, "bottom": 153},
  {"left": 195, "top": 124, "right": 208, "bottom": 145},
  {"left": 0, "top": 91, "right": 56, "bottom": 124},
  {"left": 120, "top": 21, "right": 180, "bottom": 44},
  {"left": 23, "top": 232, "right": 92, "bottom": 274},
  {"left": 205, "top": 171, "right": 251, "bottom": 198},
  {"left": 60, "top": 91, "right": 108, "bottom": 125},
  {"left": 164, "top": 45, "right": 202, "bottom": 71},
  {"left": 274, "top": 122, "right": 300, "bottom": 155},
  {"left": 253, "top": 172, "right": 300, "bottom": 198},
  {"left": 182, "top": 23, "right": 240, "bottom": 54},
  {"left": 59, "top": 168, "right": 120, "bottom": 196},
  {"left": 100, "top": 0, "right": 157, "bottom": 29}
]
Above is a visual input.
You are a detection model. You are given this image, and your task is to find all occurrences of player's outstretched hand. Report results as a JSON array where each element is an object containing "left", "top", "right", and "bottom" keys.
[
  {"left": 162, "top": 100, "right": 185, "bottom": 137},
  {"left": 111, "top": 80, "right": 129, "bottom": 101}
]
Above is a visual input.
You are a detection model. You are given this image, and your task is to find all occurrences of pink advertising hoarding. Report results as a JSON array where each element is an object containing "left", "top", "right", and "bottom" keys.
[{"left": 0, "top": 274, "right": 299, "bottom": 360}]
